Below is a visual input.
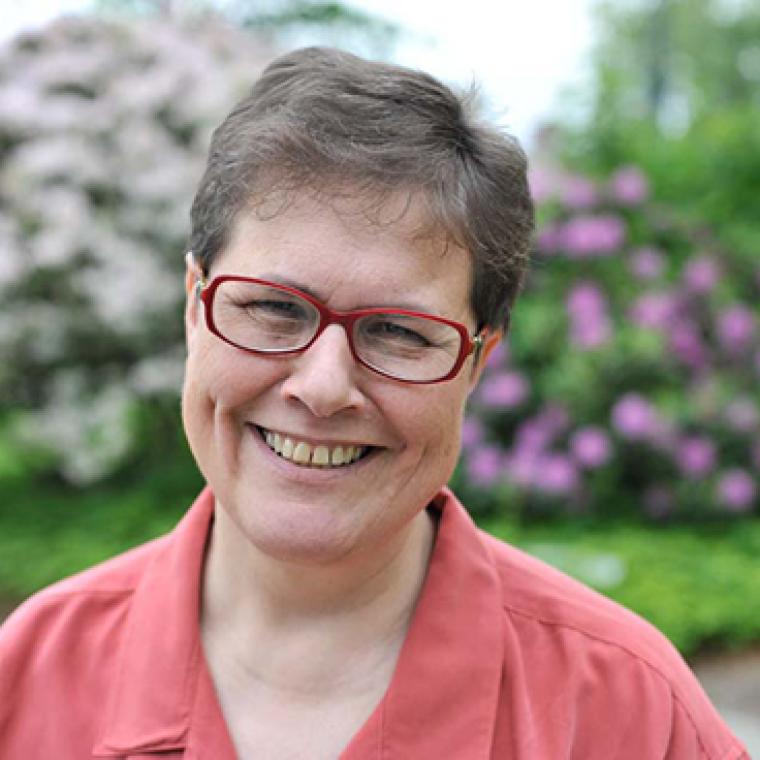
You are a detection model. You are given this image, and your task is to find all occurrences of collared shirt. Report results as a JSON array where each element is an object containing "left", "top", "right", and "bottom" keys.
[{"left": 0, "top": 487, "right": 748, "bottom": 759}]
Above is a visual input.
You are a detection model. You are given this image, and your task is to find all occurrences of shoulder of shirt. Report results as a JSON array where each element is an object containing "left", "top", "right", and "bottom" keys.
[
  {"left": 476, "top": 530, "right": 712, "bottom": 716},
  {"left": 475, "top": 528, "right": 748, "bottom": 760},
  {"left": 0, "top": 534, "right": 167, "bottom": 640}
]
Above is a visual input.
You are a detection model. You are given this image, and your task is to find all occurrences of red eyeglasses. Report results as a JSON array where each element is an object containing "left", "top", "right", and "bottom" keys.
[{"left": 198, "top": 275, "right": 487, "bottom": 384}]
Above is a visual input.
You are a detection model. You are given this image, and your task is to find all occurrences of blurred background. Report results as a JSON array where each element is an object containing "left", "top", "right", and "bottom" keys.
[{"left": 1, "top": 0, "right": 759, "bottom": 747}]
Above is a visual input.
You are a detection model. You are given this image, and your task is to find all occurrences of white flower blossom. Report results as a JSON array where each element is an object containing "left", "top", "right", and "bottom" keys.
[{"left": 1, "top": 14, "right": 274, "bottom": 481}]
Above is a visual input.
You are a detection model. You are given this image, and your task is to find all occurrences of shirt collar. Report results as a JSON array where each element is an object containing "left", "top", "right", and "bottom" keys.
[
  {"left": 366, "top": 487, "right": 505, "bottom": 759},
  {"left": 93, "top": 488, "right": 215, "bottom": 757},
  {"left": 93, "top": 487, "right": 504, "bottom": 759}
]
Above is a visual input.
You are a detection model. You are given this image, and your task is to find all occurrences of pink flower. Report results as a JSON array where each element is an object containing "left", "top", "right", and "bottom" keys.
[
  {"left": 716, "top": 305, "right": 755, "bottom": 354},
  {"left": 716, "top": 469, "right": 756, "bottom": 513},
  {"left": 668, "top": 320, "right": 709, "bottom": 369},
  {"left": 466, "top": 444, "right": 505, "bottom": 487},
  {"left": 629, "top": 247, "right": 664, "bottom": 281},
  {"left": 629, "top": 291, "right": 679, "bottom": 330},
  {"left": 559, "top": 215, "right": 626, "bottom": 258},
  {"left": 536, "top": 223, "right": 563, "bottom": 253},
  {"left": 506, "top": 447, "right": 541, "bottom": 487},
  {"left": 514, "top": 405, "right": 569, "bottom": 453},
  {"left": 567, "top": 281, "right": 612, "bottom": 349},
  {"left": 724, "top": 398, "right": 760, "bottom": 433},
  {"left": 611, "top": 394, "right": 657, "bottom": 441},
  {"left": 570, "top": 426, "right": 613, "bottom": 469},
  {"left": 610, "top": 166, "right": 649, "bottom": 205},
  {"left": 461, "top": 416, "right": 484, "bottom": 448},
  {"left": 682, "top": 255, "right": 720, "bottom": 295},
  {"left": 570, "top": 316, "right": 612, "bottom": 349},
  {"left": 479, "top": 370, "right": 529, "bottom": 408},
  {"left": 534, "top": 454, "right": 580, "bottom": 495},
  {"left": 566, "top": 281, "right": 607, "bottom": 317},
  {"left": 527, "top": 166, "right": 557, "bottom": 204},
  {"left": 560, "top": 175, "right": 597, "bottom": 210},
  {"left": 675, "top": 436, "right": 716, "bottom": 478}
]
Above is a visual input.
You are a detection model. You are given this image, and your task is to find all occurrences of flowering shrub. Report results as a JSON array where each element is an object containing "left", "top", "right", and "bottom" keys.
[
  {"left": 461, "top": 163, "right": 760, "bottom": 519},
  {"left": 0, "top": 16, "right": 273, "bottom": 483}
]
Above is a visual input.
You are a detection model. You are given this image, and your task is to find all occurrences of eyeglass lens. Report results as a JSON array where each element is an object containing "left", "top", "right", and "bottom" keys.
[{"left": 210, "top": 280, "right": 463, "bottom": 382}]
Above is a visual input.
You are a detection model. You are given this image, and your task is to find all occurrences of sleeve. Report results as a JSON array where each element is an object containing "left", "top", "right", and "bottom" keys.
[{"left": 664, "top": 693, "right": 751, "bottom": 760}]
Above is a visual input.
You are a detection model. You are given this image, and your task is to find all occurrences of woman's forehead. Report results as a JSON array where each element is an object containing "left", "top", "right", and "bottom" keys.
[{"left": 218, "top": 191, "right": 475, "bottom": 319}]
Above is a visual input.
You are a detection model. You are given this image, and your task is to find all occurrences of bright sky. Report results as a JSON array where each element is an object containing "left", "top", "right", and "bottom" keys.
[
  {"left": 344, "top": 0, "right": 598, "bottom": 146},
  {"left": 1, "top": 0, "right": 598, "bottom": 147}
]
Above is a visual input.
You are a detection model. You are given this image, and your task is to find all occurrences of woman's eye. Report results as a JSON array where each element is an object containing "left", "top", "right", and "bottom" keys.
[
  {"left": 370, "top": 320, "right": 432, "bottom": 347},
  {"left": 246, "top": 299, "right": 305, "bottom": 319}
]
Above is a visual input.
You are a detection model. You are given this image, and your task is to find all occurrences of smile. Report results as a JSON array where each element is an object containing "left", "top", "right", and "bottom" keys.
[{"left": 257, "top": 426, "right": 371, "bottom": 468}]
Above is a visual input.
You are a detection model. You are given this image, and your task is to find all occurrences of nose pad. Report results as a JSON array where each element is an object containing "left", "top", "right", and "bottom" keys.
[{"left": 280, "top": 324, "right": 364, "bottom": 417}]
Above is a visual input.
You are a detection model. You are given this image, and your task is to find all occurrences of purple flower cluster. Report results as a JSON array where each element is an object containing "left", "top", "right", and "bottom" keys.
[
  {"left": 629, "top": 291, "right": 680, "bottom": 330},
  {"left": 478, "top": 370, "right": 530, "bottom": 409},
  {"left": 716, "top": 469, "right": 756, "bottom": 513},
  {"left": 557, "top": 214, "right": 626, "bottom": 258},
  {"left": 570, "top": 427, "right": 612, "bottom": 469},
  {"left": 460, "top": 160, "right": 760, "bottom": 518},
  {"left": 717, "top": 305, "right": 755, "bottom": 355},
  {"left": 609, "top": 166, "right": 649, "bottom": 205},
  {"left": 682, "top": 256, "right": 721, "bottom": 295},
  {"left": 566, "top": 281, "right": 612, "bottom": 349},
  {"left": 611, "top": 394, "right": 659, "bottom": 441},
  {"left": 676, "top": 436, "right": 716, "bottom": 479},
  {"left": 629, "top": 247, "right": 665, "bottom": 281}
]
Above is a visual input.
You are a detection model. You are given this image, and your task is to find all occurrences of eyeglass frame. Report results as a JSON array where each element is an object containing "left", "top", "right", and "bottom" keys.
[{"left": 196, "top": 274, "right": 490, "bottom": 385}]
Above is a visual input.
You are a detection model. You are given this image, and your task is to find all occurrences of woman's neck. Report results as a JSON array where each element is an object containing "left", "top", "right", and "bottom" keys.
[{"left": 200, "top": 501, "right": 436, "bottom": 694}]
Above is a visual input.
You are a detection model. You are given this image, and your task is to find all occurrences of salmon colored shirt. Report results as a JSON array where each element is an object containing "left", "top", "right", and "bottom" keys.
[{"left": 0, "top": 487, "right": 749, "bottom": 759}]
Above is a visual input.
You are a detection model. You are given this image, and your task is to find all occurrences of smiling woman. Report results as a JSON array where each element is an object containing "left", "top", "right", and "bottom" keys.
[{"left": 0, "top": 47, "right": 749, "bottom": 760}]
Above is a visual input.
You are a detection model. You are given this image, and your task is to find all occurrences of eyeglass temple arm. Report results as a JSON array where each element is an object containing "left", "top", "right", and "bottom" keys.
[
  {"left": 471, "top": 331, "right": 487, "bottom": 365},
  {"left": 471, "top": 309, "right": 509, "bottom": 365}
]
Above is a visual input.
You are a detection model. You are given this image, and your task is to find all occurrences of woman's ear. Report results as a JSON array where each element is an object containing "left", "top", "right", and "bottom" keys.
[{"left": 468, "top": 329, "right": 503, "bottom": 390}]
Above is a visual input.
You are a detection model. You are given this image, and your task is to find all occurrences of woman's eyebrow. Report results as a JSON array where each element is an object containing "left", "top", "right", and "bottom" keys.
[
  {"left": 255, "top": 272, "right": 436, "bottom": 314},
  {"left": 257, "top": 273, "right": 322, "bottom": 301}
]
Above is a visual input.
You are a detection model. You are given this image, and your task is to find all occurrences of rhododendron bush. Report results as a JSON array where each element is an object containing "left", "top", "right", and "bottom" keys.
[
  {"left": 0, "top": 16, "right": 272, "bottom": 483},
  {"left": 459, "top": 161, "right": 760, "bottom": 518}
]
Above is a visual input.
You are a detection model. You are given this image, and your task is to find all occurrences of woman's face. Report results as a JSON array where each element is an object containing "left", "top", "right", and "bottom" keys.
[{"left": 182, "top": 192, "right": 488, "bottom": 565}]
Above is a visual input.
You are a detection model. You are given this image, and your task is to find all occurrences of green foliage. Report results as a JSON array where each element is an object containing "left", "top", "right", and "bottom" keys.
[
  {"left": 561, "top": 0, "right": 760, "bottom": 262},
  {"left": 0, "top": 404, "right": 202, "bottom": 599}
]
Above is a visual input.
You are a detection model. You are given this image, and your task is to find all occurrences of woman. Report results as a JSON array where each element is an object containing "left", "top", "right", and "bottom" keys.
[{"left": 0, "top": 47, "right": 747, "bottom": 759}]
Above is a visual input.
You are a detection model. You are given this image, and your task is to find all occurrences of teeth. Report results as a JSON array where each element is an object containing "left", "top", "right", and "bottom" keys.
[
  {"left": 312, "top": 445, "right": 330, "bottom": 466},
  {"left": 260, "top": 428, "right": 367, "bottom": 468},
  {"left": 293, "top": 441, "right": 311, "bottom": 464}
]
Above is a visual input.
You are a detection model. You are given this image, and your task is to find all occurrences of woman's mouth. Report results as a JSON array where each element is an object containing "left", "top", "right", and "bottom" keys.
[{"left": 255, "top": 426, "right": 373, "bottom": 468}]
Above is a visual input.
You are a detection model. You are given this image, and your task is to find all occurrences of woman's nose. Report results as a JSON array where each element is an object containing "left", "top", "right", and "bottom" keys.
[{"left": 280, "top": 324, "right": 365, "bottom": 417}]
